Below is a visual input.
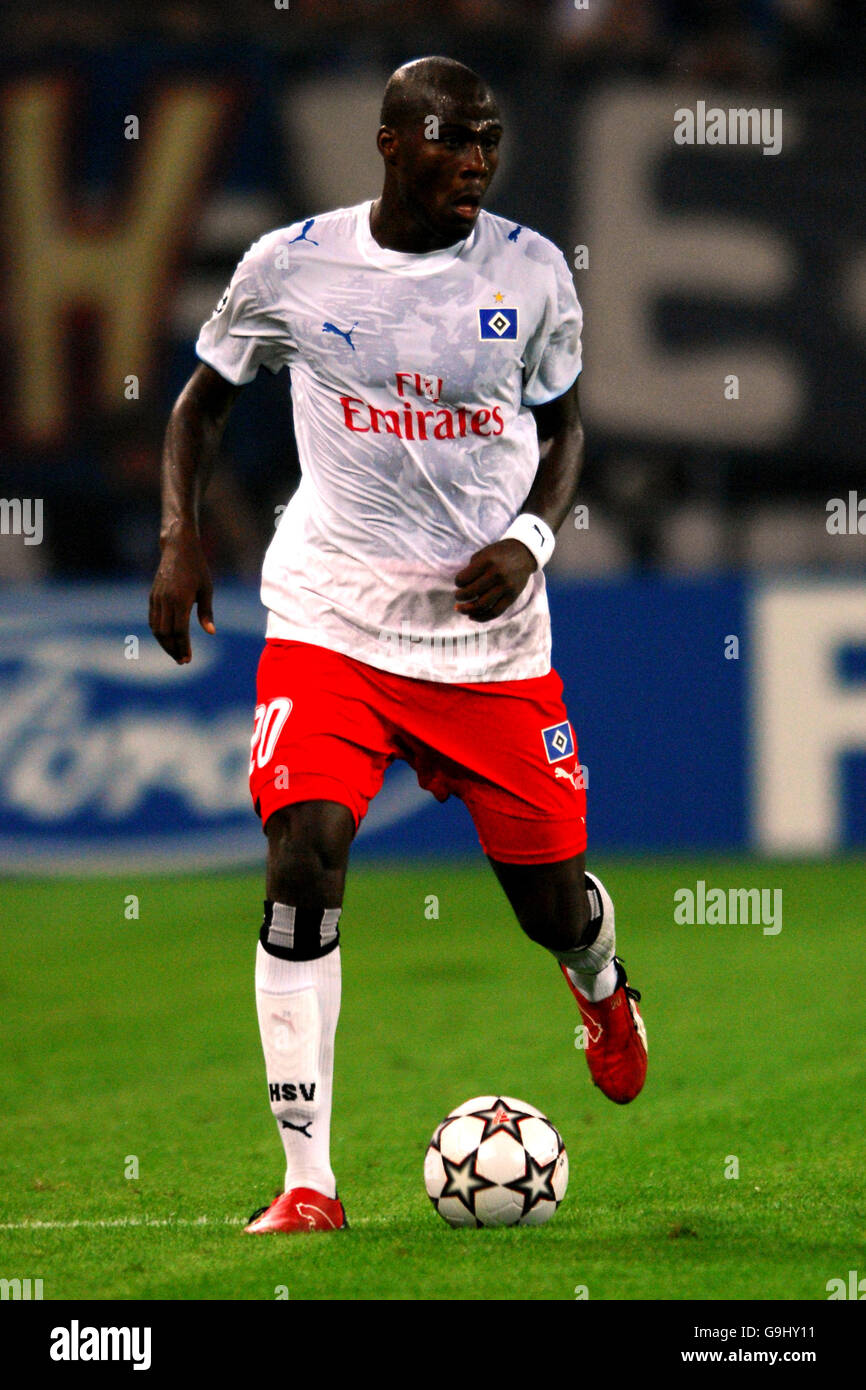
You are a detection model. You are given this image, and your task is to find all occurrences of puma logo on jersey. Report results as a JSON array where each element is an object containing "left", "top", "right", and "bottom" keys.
[
  {"left": 555, "top": 765, "right": 585, "bottom": 791},
  {"left": 507, "top": 224, "right": 523, "bottom": 241},
  {"left": 290, "top": 218, "right": 319, "bottom": 245},
  {"left": 323, "top": 320, "right": 359, "bottom": 350}
]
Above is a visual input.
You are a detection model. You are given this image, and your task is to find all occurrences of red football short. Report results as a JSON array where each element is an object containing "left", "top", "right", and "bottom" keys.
[{"left": 249, "top": 639, "right": 587, "bottom": 864}]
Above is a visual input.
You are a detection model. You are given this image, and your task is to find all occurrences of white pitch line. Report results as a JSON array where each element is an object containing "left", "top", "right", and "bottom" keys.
[
  {"left": 0, "top": 1216, "right": 247, "bottom": 1231},
  {"left": 1, "top": 1214, "right": 377, "bottom": 1232}
]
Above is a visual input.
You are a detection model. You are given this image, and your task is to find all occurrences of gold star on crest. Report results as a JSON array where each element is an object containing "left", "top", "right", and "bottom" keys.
[{"left": 493, "top": 291, "right": 504, "bottom": 303}]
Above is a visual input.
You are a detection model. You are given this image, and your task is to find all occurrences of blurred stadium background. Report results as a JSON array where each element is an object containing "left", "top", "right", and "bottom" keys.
[{"left": 1, "top": 0, "right": 864, "bottom": 867}]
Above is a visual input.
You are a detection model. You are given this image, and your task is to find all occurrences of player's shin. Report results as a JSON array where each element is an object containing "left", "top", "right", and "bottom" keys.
[
  {"left": 255, "top": 902, "right": 341, "bottom": 1198},
  {"left": 551, "top": 872, "right": 618, "bottom": 1002}
]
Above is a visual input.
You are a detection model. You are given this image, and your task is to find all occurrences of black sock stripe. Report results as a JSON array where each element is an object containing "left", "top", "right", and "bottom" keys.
[{"left": 259, "top": 901, "right": 340, "bottom": 961}]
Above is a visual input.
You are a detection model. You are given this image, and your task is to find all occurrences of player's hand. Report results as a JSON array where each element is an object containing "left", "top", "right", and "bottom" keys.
[
  {"left": 454, "top": 539, "right": 537, "bottom": 623},
  {"left": 148, "top": 528, "right": 215, "bottom": 664}
]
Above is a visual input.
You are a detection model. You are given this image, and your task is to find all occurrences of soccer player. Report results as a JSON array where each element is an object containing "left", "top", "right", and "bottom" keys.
[{"left": 149, "top": 56, "right": 647, "bottom": 1234}]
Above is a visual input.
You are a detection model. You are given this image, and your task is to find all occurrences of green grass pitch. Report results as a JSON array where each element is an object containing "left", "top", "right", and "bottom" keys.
[{"left": 1, "top": 858, "right": 864, "bottom": 1301}]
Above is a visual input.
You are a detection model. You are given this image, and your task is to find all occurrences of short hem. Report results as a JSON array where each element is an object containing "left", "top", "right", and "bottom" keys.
[
  {"left": 481, "top": 837, "right": 589, "bottom": 865},
  {"left": 474, "top": 816, "right": 588, "bottom": 864},
  {"left": 254, "top": 772, "right": 364, "bottom": 832}
]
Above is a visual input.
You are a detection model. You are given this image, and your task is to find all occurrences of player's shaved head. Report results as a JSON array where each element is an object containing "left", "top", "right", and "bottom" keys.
[
  {"left": 380, "top": 56, "right": 497, "bottom": 129},
  {"left": 372, "top": 56, "right": 501, "bottom": 252}
]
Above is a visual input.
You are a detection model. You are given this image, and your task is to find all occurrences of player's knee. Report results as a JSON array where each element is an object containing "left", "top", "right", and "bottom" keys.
[
  {"left": 265, "top": 801, "right": 353, "bottom": 906},
  {"left": 492, "top": 855, "right": 593, "bottom": 952}
]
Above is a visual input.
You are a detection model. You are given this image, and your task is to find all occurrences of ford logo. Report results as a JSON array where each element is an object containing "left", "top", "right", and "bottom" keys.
[{"left": 0, "top": 585, "right": 432, "bottom": 873}]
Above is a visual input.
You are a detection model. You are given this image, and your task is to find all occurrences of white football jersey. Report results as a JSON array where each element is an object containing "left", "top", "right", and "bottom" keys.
[{"left": 195, "top": 200, "right": 582, "bottom": 682}]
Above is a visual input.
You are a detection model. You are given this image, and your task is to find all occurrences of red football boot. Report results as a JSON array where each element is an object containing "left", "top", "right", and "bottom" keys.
[
  {"left": 244, "top": 1187, "right": 348, "bottom": 1234},
  {"left": 562, "top": 956, "right": 648, "bottom": 1104}
]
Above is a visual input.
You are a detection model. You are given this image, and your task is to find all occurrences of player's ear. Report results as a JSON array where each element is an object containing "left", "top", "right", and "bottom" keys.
[{"left": 377, "top": 125, "right": 399, "bottom": 163}]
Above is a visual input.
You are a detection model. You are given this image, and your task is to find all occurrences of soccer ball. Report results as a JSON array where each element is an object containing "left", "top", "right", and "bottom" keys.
[{"left": 424, "top": 1095, "right": 568, "bottom": 1228}]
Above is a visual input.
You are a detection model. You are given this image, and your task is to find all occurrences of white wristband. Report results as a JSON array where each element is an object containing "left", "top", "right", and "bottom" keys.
[{"left": 501, "top": 513, "right": 555, "bottom": 569}]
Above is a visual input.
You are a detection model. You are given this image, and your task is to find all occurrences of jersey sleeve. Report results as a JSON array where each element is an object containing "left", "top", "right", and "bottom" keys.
[
  {"left": 195, "top": 234, "right": 293, "bottom": 386},
  {"left": 521, "top": 248, "right": 583, "bottom": 407}
]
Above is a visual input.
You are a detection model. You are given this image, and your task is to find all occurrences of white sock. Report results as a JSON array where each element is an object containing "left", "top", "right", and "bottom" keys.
[
  {"left": 555, "top": 872, "right": 619, "bottom": 1002},
  {"left": 568, "top": 955, "right": 618, "bottom": 1002},
  {"left": 255, "top": 935, "right": 341, "bottom": 1198}
]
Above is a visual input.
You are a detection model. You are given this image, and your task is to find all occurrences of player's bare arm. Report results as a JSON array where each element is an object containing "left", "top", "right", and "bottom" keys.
[
  {"left": 454, "top": 377, "right": 584, "bottom": 622},
  {"left": 149, "top": 363, "right": 241, "bottom": 664}
]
